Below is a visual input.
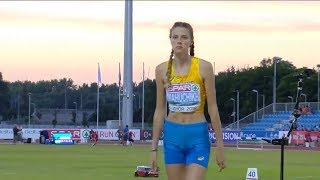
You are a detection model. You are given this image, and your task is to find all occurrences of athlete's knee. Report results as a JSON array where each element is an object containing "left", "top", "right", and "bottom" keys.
[
  {"left": 185, "top": 164, "right": 206, "bottom": 180},
  {"left": 166, "top": 164, "right": 186, "bottom": 180}
]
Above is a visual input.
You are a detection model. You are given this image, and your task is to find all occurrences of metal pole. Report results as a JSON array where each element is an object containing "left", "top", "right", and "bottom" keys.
[
  {"left": 65, "top": 86, "right": 67, "bottom": 109},
  {"left": 230, "top": 98, "right": 235, "bottom": 129},
  {"left": 97, "top": 84, "right": 99, "bottom": 130},
  {"left": 288, "top": 96, "right": 293, "bottom": 111},
  {"left": 119, "top": 62, "right": 122, "bottom": 127},
  {"left": 236, "top": 90, "right": 239, "bottom": 130},
  {"left": 261, "top": 94, "right": 265, "bottom": 117},
  {"left": 273, "top": 57, "right": 281, "bottom": 113},
  {"left": 73, "top": 102, "right": 77, "bottom": 126},
  {"left": 317, "top": 64, "right": 320, "bottom": 111},
  {"left": 80, "top": 93, "right": 83, "bottom": 110},
  {"left": 122, "top": 0, "right": 133, "bottom": 128},
  {"left": 97, "top": 63, "right": 101, "bottom": 130},
  {"left": 28, "top": 93, "right": 31, "bottom": 128},
  {"left": 142, "top": 62, "right": 145, "bottom": 130},
  {"left": 17, "top": 95, "right": 20, "bottom": 124},
  {"left": 252, "top": 89, "right": 258, "bottom": 122},
  {"left": 119, "top": 87, "right": 121, "bottom": 127},
  {"left": 273, "top": 59, "right": 277, "bottom": 112},
  {"left": 256, "top": 92, "right": 259, "bottom": 114}
]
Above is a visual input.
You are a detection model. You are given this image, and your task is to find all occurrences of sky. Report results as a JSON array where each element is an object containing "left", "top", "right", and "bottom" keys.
[{"left": 0, "top": 1, "right": 319, "bottom": 86}]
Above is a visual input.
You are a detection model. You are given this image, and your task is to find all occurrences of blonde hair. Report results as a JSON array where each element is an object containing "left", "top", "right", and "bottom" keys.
[{"left": 165, "top": 22, "right": 195, "bottom": 87}]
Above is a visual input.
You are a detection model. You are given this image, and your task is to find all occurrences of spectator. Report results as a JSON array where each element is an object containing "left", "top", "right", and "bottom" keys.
[
  {"left": 89, "top": 129, "right": 94, "bottom": 138},
  {"left": 305, "top": 131, "right": 312, "bottom": 143},
  {"left": 305, "top": 105, "right": 313, "bottom": 114},
  {"left": 90, "top": 130, "right": 98, "bottom": 147},
  {"left": 128, "top": 131, "right": 134, "bottom": 146},
  {"left": 17, "top": 125, "right": 23, "bottom": 143},
  {"left": 116, "top": 126, "right": 123, "bottom": 145},
  {"left": 123, "top": 125, "right": 129, "bottom": 146},
  {"left": 12, "top": 124, "right": 19, "bottom": 144},
  {"left": 300, "top": 105, "right": 313, "bottom": 115},
  {"left": 251, "top": 134, "right": 257, "bottom": 140}
]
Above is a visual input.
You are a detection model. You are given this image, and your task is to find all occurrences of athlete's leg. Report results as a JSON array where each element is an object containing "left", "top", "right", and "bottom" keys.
[
  {"left": 166, "top": 164, "right": 186, "bottom": 180},
  {"left": 163, "top": 120, "right": 188, "bottom": 180},
  {"left": 184, "top": 121, "right": 211, "bottom": 180},
  {"left": 185, "top": 145, "right": 210, "bottom": 180},
  {"left": 185, "top": 163, "right": 207, "bottom": 180},
  {"left": 163, "top": 137, "right": 187, "bottom": 180}
]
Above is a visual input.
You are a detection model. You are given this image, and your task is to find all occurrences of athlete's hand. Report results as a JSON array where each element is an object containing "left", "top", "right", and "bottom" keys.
[
  {"left": 150, "top": 150, "right": 158, "bottom": 171},
  {"left": 216, "top": 147, "right": 226, "bottom": 172}
]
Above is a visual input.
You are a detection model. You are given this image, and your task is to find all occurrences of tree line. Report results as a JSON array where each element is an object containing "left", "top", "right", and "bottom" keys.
[{"left": 0, "top": 57, "right": 318, "bottom": 126}]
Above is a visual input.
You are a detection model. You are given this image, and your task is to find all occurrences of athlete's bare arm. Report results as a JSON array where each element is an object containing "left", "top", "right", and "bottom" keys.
[
  {"left": 151, "top": 62, "right": 167, "bottom": 150},
  {"left": 200, "top": 59, "right": 223, "bottom": 148}
]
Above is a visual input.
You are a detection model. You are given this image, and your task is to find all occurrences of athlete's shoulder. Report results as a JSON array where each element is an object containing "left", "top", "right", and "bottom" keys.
[
  {"left": 156, "top": 61, "right": 168, "bottom": 69},
  {"left": 155, "top": 61, "right": 169, "bottom": 74},
  {"left": 197, "top": 58, "right": 213, "bottom": 69}
]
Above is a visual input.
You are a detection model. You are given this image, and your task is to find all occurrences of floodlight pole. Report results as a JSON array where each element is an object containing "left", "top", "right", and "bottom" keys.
[
  {"left": 28, "top": 93, "right": 32, "bottom": 128},
  {"left": 252, "top": 89, "right": 259, "bottom": 122},
  {"left": 122, "top": 0, "right": 133, "bottom": 128},
  {"left": 230, "top": 98, "right": 235, "bottom": 129},
  {"left": 236, "top": 90, "right": 239, "bottom": 130}
]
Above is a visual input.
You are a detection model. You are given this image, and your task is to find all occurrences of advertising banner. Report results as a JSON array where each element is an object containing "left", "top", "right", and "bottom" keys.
[
  {"left": 280, "top": 130, "right": 320, "bottom": 145},
  {"left": 3, "top": 128, "right": 314, "bottom": 145},
  {"left": 209, "top": 130, "right": 240, "bottom": 143},
  {"left": 310, "top": 132, "right": 319, "bottom": 142},
  {"left": 140, "top": 130, "right": 164, "bottom": 140},
  {"left": 0, "top": 128, "right": 42, "bottom": 140},
  {"left": 45, "top": 129, "right": 81, "bottom": 140},
  {"left": 239, "top": 130, "right": 279, "bottom": 139},
  {"left": 94, "top": 129, "right": 140, "bottom": 140},
  {"left": 290, "top": 131, "right": 305, "bottom": 145}
]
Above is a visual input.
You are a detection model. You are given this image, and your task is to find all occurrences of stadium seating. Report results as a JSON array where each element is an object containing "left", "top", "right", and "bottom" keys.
[{"left": 242, "top": 111, "right": 320, "bottom": 131}]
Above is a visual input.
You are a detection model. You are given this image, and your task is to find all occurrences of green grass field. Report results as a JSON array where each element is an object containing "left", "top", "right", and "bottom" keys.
[{"left": 0, "top": 144, "right": 319, "bottom": 180}]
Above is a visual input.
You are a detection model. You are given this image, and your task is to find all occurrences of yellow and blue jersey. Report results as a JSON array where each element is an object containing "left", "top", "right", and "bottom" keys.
[{"left": 166, "top": 57, "right": 206, "bottom": 113}]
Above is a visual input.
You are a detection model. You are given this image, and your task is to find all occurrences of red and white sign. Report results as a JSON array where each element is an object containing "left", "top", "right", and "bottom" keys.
[
  {"left": 45, "top": 129, "right": 81, "bottom": 139},
  {"left": 281, "top": 130, "right": 320, "bottom": 145},
  {"left": 290, "top": 131, "right": 305, "bottom": 145}
]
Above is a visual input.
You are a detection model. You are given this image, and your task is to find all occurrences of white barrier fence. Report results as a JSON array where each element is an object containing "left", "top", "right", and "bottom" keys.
[{"left": 0, "top": 129, "right": 42, "bottom": 140}]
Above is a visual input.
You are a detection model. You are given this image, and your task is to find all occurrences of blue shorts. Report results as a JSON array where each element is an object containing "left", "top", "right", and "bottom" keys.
[{"left": 163, "top": 120, "right": 211, "bottom": 168}]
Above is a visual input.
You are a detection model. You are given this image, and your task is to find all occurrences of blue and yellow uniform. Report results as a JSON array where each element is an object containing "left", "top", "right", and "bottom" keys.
[{"left": 164, "top": 57, "right": 211, "bottom": 168}]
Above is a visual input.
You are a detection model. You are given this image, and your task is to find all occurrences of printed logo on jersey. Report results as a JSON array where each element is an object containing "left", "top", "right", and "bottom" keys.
[
  {"left": 197, "top": 156, "right": 205, "bottom": 161},
  {"left": 166, "top": 82, "right": 200, "bottom": 112}
]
